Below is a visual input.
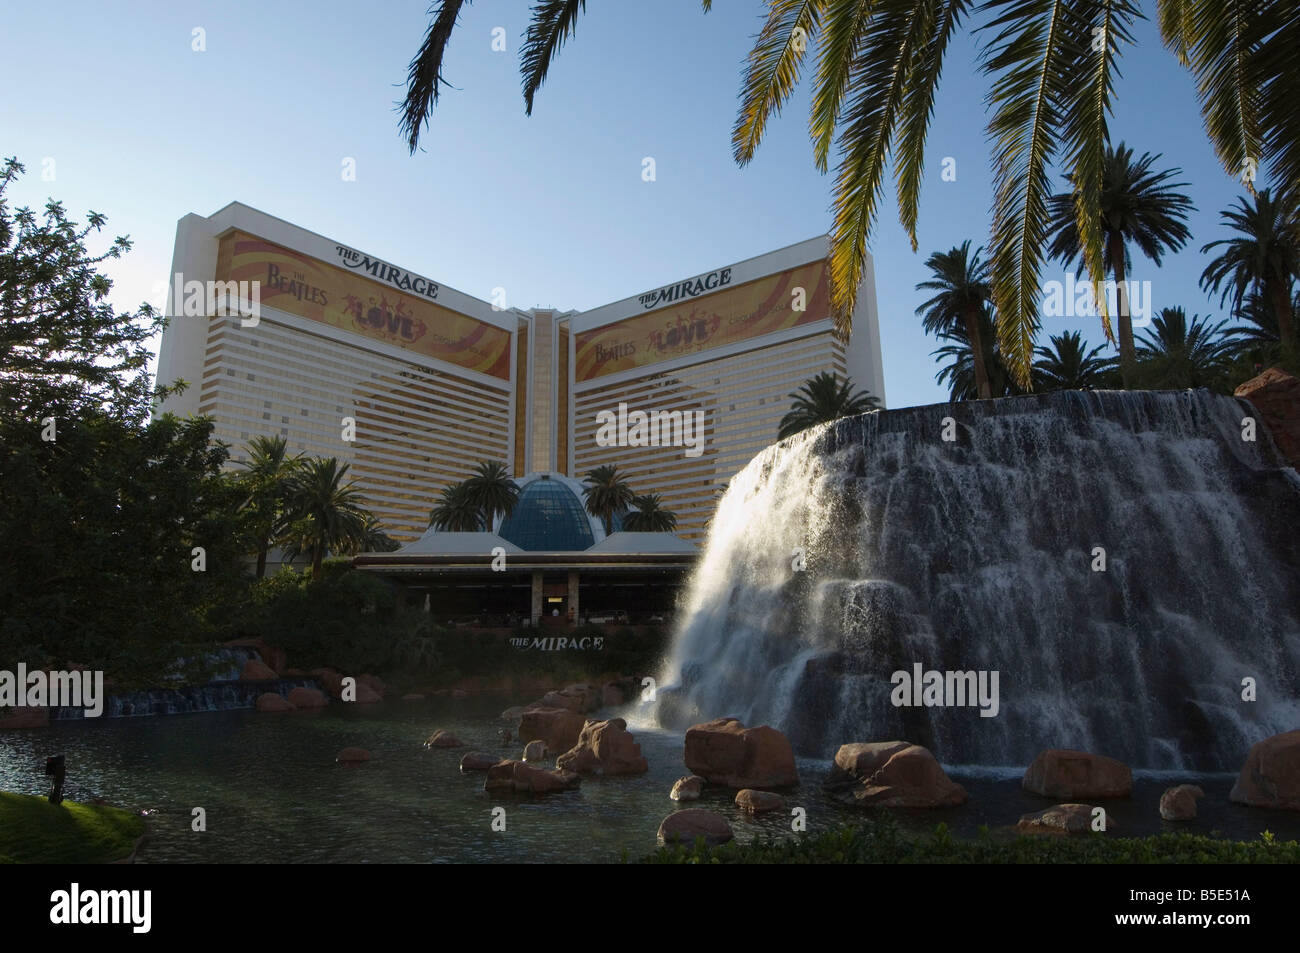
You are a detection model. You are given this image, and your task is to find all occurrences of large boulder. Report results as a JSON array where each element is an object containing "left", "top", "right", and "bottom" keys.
[
  {"left": 310, "top": 668, "right": 345, "bottom": 697},
  {"left": 255, "top": 692, "right": 295, "bottom": 713},
  {"left": 483, "top": 760, "right": 581, "bottom": 795},
  {"left": 522, "top": 740, "right": 547, "bottom": 762},
  {"left": 1023, "top": 749, "right": 1132, "bottom": 799},
  {"left": 1018, "top": 803, "right": 1114, "bottom": 835},
  {"left": 286, "top": 687, "right": 329, "bottom": 709},
  {"left": 827, "top": 741, "right": 967, "bottom": 808},
  {"left": 657, "top": 809, "right": 734, "bottom": 847},
  {"left": 1236, "top": 366, "right": 1300, "bottom": 468},
  {"left": 735, "top": 789, "right": 784, "bottom": 814},
  {"left": 1160, "top": 784, "right": 1205, "bottom": 820},
  {"left": 425, "top": 730, "right": 465, "bottom": 749},
  {"left": 518, "top": 707, "right": 587, "bottom": 755},
  {"left": 540, "top": 684, "right": 602, "bottom": 714},
  {"left": 1229, "top": 729, "right": 1300, "bottom": 811},
  {"left": 670, "top": 775, "right": 705, "bottom": 801},
  {"left": 683, "top": 718, "right": 798, "bottom": 789},
  {"left": 460, "top": 751, "right": 504, "bottom": 773},
  {"left": 240, "top": 658, "right": 278, "bottom": 681},
  {"left": 556, "top": 718, "right": 649, "bottom": 776},
  {"left": 357, "top": 673, "right": 387, "bottom": 696},
  {"left": 352, "top": 682, "right": 383, "bottom": 705}
]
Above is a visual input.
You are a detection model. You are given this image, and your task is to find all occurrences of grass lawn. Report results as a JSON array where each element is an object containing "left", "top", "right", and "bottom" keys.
[{"left": 0, "top": 792, "right": 145, "bottom": 864}]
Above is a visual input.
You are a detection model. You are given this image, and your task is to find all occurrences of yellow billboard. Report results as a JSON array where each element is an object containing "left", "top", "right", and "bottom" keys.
[
  {"left": 215, "top": 232, "right": 511, "bottom": 379},
  {"left": 574, "top": 259, "right": 830, "bottom": 381}
]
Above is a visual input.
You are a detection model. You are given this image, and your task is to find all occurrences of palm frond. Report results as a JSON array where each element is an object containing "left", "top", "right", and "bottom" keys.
[
  {"left": 810, "top": 0, "right": 880, "bottom": 174},
  {"left": 400, "top": 0, "right": 472, "bottom": 154},
  {"left": 733, "top": 0, "right": 823, "bottom": 166},
  {"left": 521, "top": 0, "right": 586, "bottom": 116}
]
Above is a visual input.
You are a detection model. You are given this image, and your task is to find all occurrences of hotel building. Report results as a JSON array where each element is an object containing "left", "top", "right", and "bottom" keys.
[{"left": 156, "top": 203, "right": 886, "bottom": 544}]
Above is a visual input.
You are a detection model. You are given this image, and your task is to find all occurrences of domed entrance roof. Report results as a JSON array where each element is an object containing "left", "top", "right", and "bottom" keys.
[{"left": 497, "top": 474, "right": 596, "bottom": 551}]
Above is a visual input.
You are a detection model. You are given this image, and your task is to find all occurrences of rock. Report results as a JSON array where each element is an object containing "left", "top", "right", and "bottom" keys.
[
  {"left": 223, "top": 638, "right": 287, "bottom": 675},
  {"left": 522, "top": 740, "right": 547, "bottom": 762},
  {"left": 1023, "top": 749, "right": 1132, "bottom": 799},
  {"left": 255, "top": 692, "right": 295, "bottom": 713},
  {"left": 483, "top": 760, "right": 581, "bottom": 795},
  {"left": 241, "top": 658, "right": 278, "bottom": 681},
  {"left": 1160, "top": 784, "right": 1205, "bottom": 820},
  {"left": 425, "top": 730, "right": 465, "bottom": 749},
  {"left": 518, "top": 707, "right": 587, "bottom": 755},
  {"left": 401, "top": 693, "right": 425, "bottom": 701},
  {"left": 1018, "top": 803, "right": 1115, "bottom": 835},
  {"left": 827, "top": 741, "right": 967, "bottom": 808},
  {"left": 0, "top": 705, "right": 49, "bottom": 730},
  {"left": 501, "top": 706, "right": 528, "bottom": 723},
  {"left": 1229, "top": 729, "right": 1300, "bottom": 811},
  {"left": 540, "top": 684, "right": 601, "bottom": 714},
  {"left": 556, "top": 718, "right": 649, "bottom": 776},
  {"left": 657, "top": 809, "right": 734, "bottom": 847},
  {"left": 683, "top": 718, "right": 799, "bottom": 789},
  {"left": 1236, "top": 366, "right": 1300, "bottom": 468},
  {"left": 601, "top": 682, "right": 625, "bottom": 707},
  {"left": 460, "top": 751, "right": 503, "bottom": 773},
  {"left": 735, "top": 789, "right": 784, "bottom": 814},
  {"left": 670, "top": 775, "right": 705, "bottom": 801},
  {"left": 352, "top": 682, "right": 383, "bottom": 705},
  {"left": 286, "top": 687, "right": 329, "bottom": 709},
  {"left": 310, "top": 667, "right": 345, "bottom": 697},
  {"left": 336, "top": 747, "right": 371, "bottom": 763},
  {"left": 358, "top": 673, "right": 386, "bottom": 696}
]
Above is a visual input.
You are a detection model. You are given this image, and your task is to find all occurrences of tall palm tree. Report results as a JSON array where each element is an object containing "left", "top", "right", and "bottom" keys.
[
  {"left": 1046, "top": 143, "right": 1194, "bottom": 388},
  {"left": 463, "top": 460, "right": 518, "bottom": 530},
  {"left": 238, "top": 435, "right": 302, "bottom": 579},
  {"left": 916, "top": 241, "right": 994, "bottom": 399},
  {"left": 581, "top": 464, "right": 635, "bottom": 536},
  {"left": 1133, "top": 307, "right": 1234, "bottom": 390},
  {"left": 1200, "top": 188, "right": 1299, "bottom": 353},
  {"left": 399, "top": 1, "right": 1299, "bottom": 387},
  {"left": 1033, "top": 331, "right": 1116, "bottom": 391},
  {"left": 428, "top": 481, "right": 481, "bottom": 532},
  {"left": 931, "top": 307, "right": 1025, "bottom": 401},
  {"left": 778, "top": 371, "right": 880, "bottom": 439},
  {"left": 623, "top": 493, "right": 678, "bottom": 532},
  {"left": 281, "top": 457, "right": 369, "bottom": 575}
]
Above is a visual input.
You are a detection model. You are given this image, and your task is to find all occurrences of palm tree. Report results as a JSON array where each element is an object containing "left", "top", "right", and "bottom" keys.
[
  {"left": 428, "top": 481, "right": 481, "bottom": 532},
  {"left": 624, "top": 493, "right": 678, "bottom": 532},
  {"left": 281, "top": 457, "right": 369, "bottom": 575},
  {"left": 1200, "top": 189, "right": 1299, "bottom": 353},
  {"left": 462, "top": 460, "right": 518, "bottom": 530},
  {"left": 916, "top": 241, "right": 995, "bottom": 399},
  {"left": 399, "top": 1, "right": 1299, "bottom": 387},
  {"left": 1033, "top": 331, "right": 1116, "bottom": 391},
  {"left": 581, "top": 464, "right": 635, "bottom": 536},
  {"left": 778, "top": 371, "right": 880, "bottom": 439},
  {"left": 931, "top": 307, "right": 1025, "bottom": 401},
  {"left": 237, "top": 435, "right": 302, "bottom": 579},
  {"left": 1046, "top": 144, "right": 1194, "bottom": 387},
  {"left": 1133, "top": 307, "right": 1233, "bottom": 390}
]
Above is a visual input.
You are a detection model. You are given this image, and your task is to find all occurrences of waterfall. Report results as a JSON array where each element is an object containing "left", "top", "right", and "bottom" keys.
[{"left": 655, "top": 390, "right": 1300, "bottom": 771}]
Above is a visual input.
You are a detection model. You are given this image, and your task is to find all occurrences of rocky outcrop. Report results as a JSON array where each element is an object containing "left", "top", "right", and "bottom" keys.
[
  {"left": 826, "top": 741, "right": 967, "bottom": 808},
  {"left": 683, "top": 718, "right": 798, "bottom": 789},
  {"left": 1017, "top": 803, "right": 1114, "bottom": 835},
  {"left": 255, "top": 692, "right": 295, "bottom": 713},
  {"left": 223, "top": 638, "right": 287, "bottom": 675},
  {"left": 286, "top": 687, "right": 328, "bottom": 709},
  {"left": 518, "top": 707, "right": 587, "bottom": 755},
  {"left": 556, "top": 718, "right": 649, "bottom": 776},
  {"left": 240, "top": 658, "right": 278, "bottom": 681},
  {"left": 0, "top": 705, "right": 49, "bottom": 729},
  {"left": 1023, "top": 749, "right": 1132, "bottom": 799},
  {"left": 1160, "top": 784, "right": 1205, "bottom": 820},
  {"left": 352, "top": 682, "right": 383, "bottom": 705},
  {"left": 1236, "top": 366, "right": 1300, "bottom": 468},
  {"left": 483, "top": 760, "right": 581, "bottom": 795},
  {"left": 460, "top": 751, "right": 503, "bottom": 772},
  {"left": 310, "top": 667, "right": 345, "bottom": 697},
  {"left": 425, "top": 730, "right": 465, "bottom": 749},
  {"left": 657, "top": 809, "right": 734, "bottom": 847},
  {"left": 1229, "top": 730, "right": 1300, "bottom": 811},
  {"left": 540, "top": 684, "right": 602, "bottom": 714},
  {"left": 357, "top": 673, "right": 387, "bottom": 697},
  {"left": 735, "top": 789, "right": 784, "bottom": 814},
  {"left": 670, "top": 776, "right": 705, "bottom": 801},
  {"left": 336, "top": 747, "right": 371, "bottom": 763},
  {"left": 522, "top": 740, "right": 547, "bottom": 762}
]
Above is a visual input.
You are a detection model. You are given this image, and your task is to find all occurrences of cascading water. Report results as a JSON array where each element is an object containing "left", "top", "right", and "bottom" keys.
[{"left": 655, "top": 390, "right": 1300, "bottom": 771}]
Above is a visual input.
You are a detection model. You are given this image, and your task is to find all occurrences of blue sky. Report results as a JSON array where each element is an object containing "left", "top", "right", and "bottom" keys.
[{"left": 1, "top": 0, "right": 1262, "bottom": 409}]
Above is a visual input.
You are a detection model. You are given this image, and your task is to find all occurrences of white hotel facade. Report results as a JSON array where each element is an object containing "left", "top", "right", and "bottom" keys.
[{"left": 156, "top": 203, "right": 886, "bottom": 543}]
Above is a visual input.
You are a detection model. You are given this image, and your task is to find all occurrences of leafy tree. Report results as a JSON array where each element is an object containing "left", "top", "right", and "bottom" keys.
[
  {"left": 463, "top": 459, "right": 519, "bottom": 529},
  {"left": 778, "top": 371, "right": 880, "bottom": 439},
  {"left": 1133, "top": 307, "right": 1233, "bottom": 390},
  {"left": 624, "top": 493, "right": 678, "bottom": 532},
  {"left": 237, "top": 435, "right": 302, "bottom": 579},
  {"left": 582, "top": 464, "right": 636, "bottom": 536},
  {"left": 428, "top": 481, "right": 481, "bottom": 531},
  {"left": 280, "top": 457, "right": 369, "bottom": 575},
  {"left": 1032, "top": 330, "right": 1116, "bottom": 391},
  {"left": 397, "top": 1, "right": 1300, "bottom": 386},
  {"left": 915, "top": 241, "right": 995, "bottom": 398},
  {"left": 931, "top": 307, "right": 1025, "bottom": 401},
  {"left": 1046, "top": 143, "right": 1194, "bottom": 387},
  {"left": 1200, "top": 188, "right": 1299, "bottom": 353}
]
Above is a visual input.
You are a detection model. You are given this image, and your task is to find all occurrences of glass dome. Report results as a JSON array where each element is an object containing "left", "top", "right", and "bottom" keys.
[{"left": 498, "top": 476, "right": 596, "bottom": 551}]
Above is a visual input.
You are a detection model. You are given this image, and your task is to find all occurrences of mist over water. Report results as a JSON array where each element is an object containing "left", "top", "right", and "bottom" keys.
[{"left": 655, "top": 390, "right": 1300, "bottom": 771}]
